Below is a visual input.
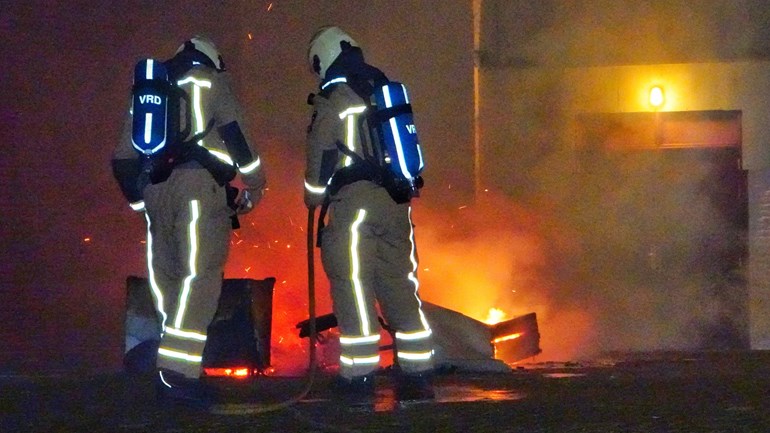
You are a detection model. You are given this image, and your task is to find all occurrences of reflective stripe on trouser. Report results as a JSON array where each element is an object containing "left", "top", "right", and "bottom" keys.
[
  {"left": 143, "top": 168, "right": 231, "bottom": 379},
  {"left": 321, "top": 182, "right": 433, "bottom": 379}
]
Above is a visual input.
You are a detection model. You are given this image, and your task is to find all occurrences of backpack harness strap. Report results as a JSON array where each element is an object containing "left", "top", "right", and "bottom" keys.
[{"left": 315, "top": 141, "right": 384, "bottom": 247}]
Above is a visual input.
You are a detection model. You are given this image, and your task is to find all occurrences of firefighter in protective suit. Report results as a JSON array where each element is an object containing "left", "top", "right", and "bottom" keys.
[
  {"left": 112, "top": 36, "right": 266, "bottom": 406},
  {"left": 304, "top": 26, "right": 435, "bottom": 402}
]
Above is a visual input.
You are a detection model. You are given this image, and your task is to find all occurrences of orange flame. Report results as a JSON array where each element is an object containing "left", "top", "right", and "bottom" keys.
[{"left": 484, "top": 307, "right": 507, "bottom": 325}]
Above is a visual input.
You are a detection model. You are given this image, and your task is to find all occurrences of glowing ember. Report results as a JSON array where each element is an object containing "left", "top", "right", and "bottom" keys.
[
  {"left": 203, "top": 367, "right": 251, "bottom": 378},
  {"left": 484, "top": 307, "right": 507, "bottom": 325},
  {"left": 492, "top": 332, "right": 522, "bottom": 344}
]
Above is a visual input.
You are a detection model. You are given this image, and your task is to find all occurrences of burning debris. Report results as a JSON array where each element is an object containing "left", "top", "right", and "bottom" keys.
[
  {"left": 125, "top": 277, "right": 541, "bottom": 377},
  {"left": 419, "top": 303, "right": 541, "bottom": 370},
  {"left": 488, "top": 312, "right": 541, "bottom": 364},
  {"left": 295, "top": 302, "right": 541, "bottom": 373}
]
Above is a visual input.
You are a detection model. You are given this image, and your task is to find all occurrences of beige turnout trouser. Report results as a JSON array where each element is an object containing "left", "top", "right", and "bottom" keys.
[
  {"left": 143, "top": 167, "right": 232, "bottom": 379},
  {"left": 321, "top": 181, "right": 434, "bottom": 379}
]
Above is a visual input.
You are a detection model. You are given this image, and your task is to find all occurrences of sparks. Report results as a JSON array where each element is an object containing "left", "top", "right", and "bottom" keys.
[{"left": 267, "top": 2, "right": 273, "bottom": 11}]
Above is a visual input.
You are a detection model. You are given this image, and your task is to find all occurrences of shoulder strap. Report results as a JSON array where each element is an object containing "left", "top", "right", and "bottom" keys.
[
  {"left": 316, "top": 196, "right": 330, "bottom": 248},
  {"left": 335, "top": 139, "right": 366, "bottom": 165}
]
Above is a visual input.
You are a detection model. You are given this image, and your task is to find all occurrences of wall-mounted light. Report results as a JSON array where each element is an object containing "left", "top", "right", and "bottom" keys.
[{"left": 649, "top": 86, "right": 665, "bottom": 109}]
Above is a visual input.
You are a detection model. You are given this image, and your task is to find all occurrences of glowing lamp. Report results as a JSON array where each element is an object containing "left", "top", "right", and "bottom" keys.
[{"left": 649, "top": 86, "right": 665, "bottom": 109}]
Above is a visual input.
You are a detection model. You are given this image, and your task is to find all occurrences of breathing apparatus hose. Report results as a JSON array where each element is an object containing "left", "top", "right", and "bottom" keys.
[{"left": 208, "top": 207, "right": 319, "bottom": 415}]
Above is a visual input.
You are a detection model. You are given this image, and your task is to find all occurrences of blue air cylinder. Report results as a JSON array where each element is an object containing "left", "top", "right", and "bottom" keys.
[
  {"left": 131, "top": 59, "right": 169, "bottom": 156},
  {"left": 373, "top": 82, "right": 425, "bottom": 181}
]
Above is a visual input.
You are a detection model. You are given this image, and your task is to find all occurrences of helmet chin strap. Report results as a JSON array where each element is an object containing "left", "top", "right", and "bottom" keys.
[{"left": 312, "top": 55, "right": 321, "bottom": 76}]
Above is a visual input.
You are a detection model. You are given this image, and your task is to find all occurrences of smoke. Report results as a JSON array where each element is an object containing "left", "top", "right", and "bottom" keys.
[
  {"left": 489, "top": 125, "right": 750, "bottom": 361},
  {"left": 468, "top": 0, "right": 754, "bottom": 362},
  {"left": 414, "top": 191, "right": 597, "bottom": 362},
  {"left": 401, "top": 142, "right": 747, "bottom": 365}
]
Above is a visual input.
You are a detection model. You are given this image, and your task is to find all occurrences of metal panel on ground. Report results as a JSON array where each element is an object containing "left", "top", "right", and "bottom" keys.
[{"left": 123, "top": 276, "right": 275, "bottom": 376}]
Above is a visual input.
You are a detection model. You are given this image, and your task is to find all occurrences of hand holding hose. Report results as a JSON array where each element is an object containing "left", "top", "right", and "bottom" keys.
[{"left": 234, "top": 189, "right": 254, "bottom": 214}]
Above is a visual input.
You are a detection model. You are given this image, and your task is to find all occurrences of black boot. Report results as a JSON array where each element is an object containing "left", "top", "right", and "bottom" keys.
[
  {"left": 330, "top": 373, "right": 376, "bottom": 407},
  {"left": 155, "top": 370, "right": 216, "bottom": 410},
  {"left": 123, "top": 340, "right": 160, "bottom": 375},
  {"left": 396, "top": 372, "right": 435, "bottom": 402}
]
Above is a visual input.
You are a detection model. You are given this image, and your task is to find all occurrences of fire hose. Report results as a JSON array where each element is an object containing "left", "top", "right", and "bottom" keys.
[{"left": 209, "top": 207, "right": 319, "bottom": 415}]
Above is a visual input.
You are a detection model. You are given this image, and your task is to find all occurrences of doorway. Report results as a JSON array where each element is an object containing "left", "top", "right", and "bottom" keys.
[{"left": 574, "top": 111, "right": 748, "bottom": 350}]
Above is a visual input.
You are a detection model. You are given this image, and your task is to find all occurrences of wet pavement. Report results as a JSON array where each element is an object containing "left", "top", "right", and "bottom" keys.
[{"left": 3, "top": 351, "right": 770, "bottom": 432}]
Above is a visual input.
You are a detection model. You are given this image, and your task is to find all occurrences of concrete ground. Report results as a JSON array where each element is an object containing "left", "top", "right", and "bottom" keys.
[{"left": 2, "top": 351, "right": 770, "bottom": 433}]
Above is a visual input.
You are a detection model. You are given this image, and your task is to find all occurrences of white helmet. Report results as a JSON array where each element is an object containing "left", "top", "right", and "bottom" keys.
[
  {"left": 177, "top": 35, "right": 225, "bottom": 71},
  {"left": 307, "top": 26, "right": 359, "bottom": 80}
]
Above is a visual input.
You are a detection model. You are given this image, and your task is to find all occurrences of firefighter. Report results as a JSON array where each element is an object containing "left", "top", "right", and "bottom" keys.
[
  {"left": 304, "top": 26, "right": 435, "bottom": 403},
  {"left": 112, "top": 36, "right": 266, "bottom": 407}
]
